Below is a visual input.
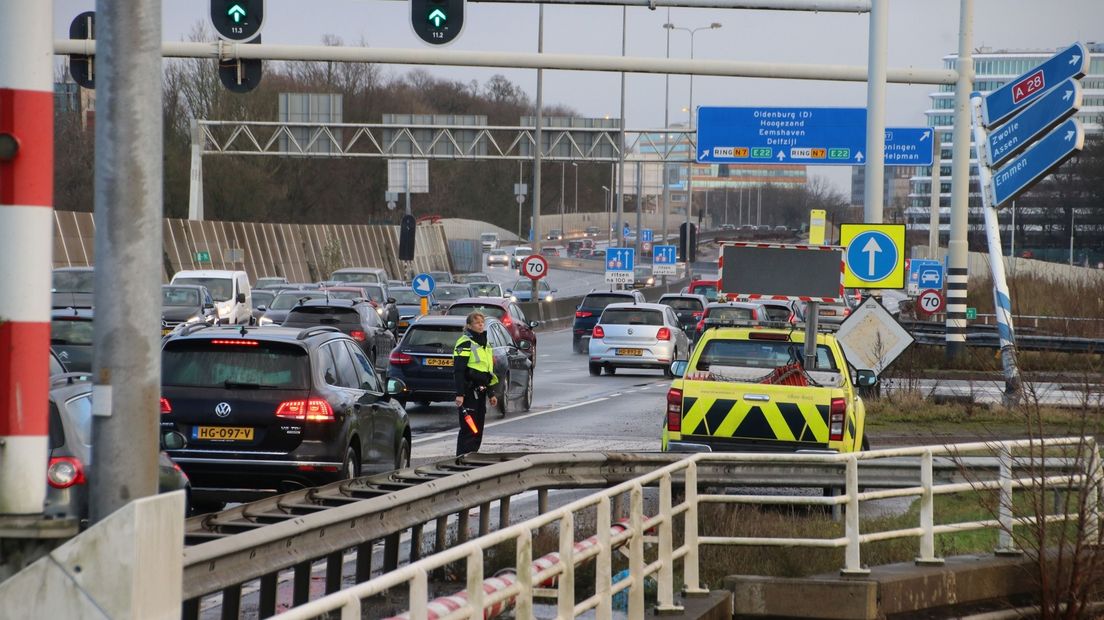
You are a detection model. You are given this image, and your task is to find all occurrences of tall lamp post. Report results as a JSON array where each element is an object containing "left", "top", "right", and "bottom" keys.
[
  {"left": 663, "top": 21, "right": 721, "bottom": 241},
  {"left": 602, "top": 185, "right": 611, "bottom": 245},
  {"left": 572, "top": 162, "right": 578, "bottom": 214}
]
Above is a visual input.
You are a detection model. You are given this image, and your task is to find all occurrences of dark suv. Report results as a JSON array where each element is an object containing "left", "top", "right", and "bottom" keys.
[
  {"left": 571, "top": 290, "right": 646, "bottom": 353},
  {"left": 281, "top": 299, "right": 396, "bottom": 370},
  {"left": 160, "top": 325, "right": 411, "bottom": 506}
]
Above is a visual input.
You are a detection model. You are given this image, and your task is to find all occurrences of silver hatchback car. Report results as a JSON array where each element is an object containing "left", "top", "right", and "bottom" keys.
[{"left": 588, "top": 302, "right": 690, "bottom": 377}]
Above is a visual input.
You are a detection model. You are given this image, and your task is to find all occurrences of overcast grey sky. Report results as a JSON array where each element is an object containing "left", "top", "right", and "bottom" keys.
[{"left": 54, "top": 0, "right": 1103, "bottom": 193}]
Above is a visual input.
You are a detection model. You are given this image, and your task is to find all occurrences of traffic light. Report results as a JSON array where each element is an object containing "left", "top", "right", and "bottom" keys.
[
  {"left": 219, "top": 36, "right": 263, "bottom": 93},
  {"left": 398, "top": 215, "right": 417, "bottom": 261},
  {"left": 410, "top": 0, "right": 465, "bottom": 46},
  {"left": 68, "top": 12, "right": 95, "bottom": 89},
  {"left": 211, "top": 0, "right": 264, "bottom": 43},
  {"left": 679, "top": 222, "right": 697, "bottom": 263}
]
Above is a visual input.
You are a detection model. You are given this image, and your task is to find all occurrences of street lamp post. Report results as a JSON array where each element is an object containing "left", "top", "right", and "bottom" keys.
[
  {"left": 560, "top": 161, "right": 566, "bottom": 239},
  {"left": 602, "top": 185, "right": 612, "bottom": 246},
  {"left": 572, "top": 162, "right": 578, "bottom": 214},
  {"left": 663, "top": 21, "right": 721, "bottom": 249}
]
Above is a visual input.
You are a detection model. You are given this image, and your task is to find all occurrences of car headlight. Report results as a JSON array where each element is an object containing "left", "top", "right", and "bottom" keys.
[
  {"left": 544, "top": 295, "right": 553, "bottom": 302},
  {"left": 510, "top": 295, "right": 518, "bottom": 302},
  {"left": 376, "top": 307, "right": 384, "bottom": 316},
  {"left": 258, "top": 316, "right": 274, "bottom": 326}
]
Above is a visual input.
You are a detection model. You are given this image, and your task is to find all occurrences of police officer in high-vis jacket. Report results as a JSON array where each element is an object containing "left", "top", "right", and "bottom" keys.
[{"left": 453, "top": 312, "right": 499, "bottom": 456}]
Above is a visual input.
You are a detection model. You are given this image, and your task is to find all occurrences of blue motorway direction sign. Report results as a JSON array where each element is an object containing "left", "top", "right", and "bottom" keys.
[
  {"left": 982, "top": 42, "right": 1089, "bottom": 128},
  {"left": 623, "top": 224, "right": 631, "bottom": 239},
  {"left": 653, "top": 245, "right": 678, "bottom": 275},
  {"left": 990, "top": 117, "right": 1084, "bottom": 206},
  {"left": 985, "top": 78, "right": 1082, "bottom": 168},
  {"left": 697, "top": 107, "right": 931, "bottom": 167},
  {"left": 606, "top": 247, "right": 634, "bottom": 272},
  {"left": 845, "top": 230, "right": 899, "bottom": 284},
  {"left": 412, "top": 273, "right": 436, "bottom": 297},
  {"left": 908, "top": 259, "right": 944, "bottom": 290},
  {"left": 642, "top": 229, "right": 654, "bottom": 243},
  {"left": 884, "top": 127, "right": 934, "bottom": 166}
]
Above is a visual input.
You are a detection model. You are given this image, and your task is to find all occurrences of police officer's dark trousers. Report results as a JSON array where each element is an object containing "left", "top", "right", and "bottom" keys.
[{"left": 456, "top": 385, "right": 487, "bottom": 456}]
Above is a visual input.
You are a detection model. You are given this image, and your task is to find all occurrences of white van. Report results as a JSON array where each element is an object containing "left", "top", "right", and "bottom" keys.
[
  {"left": 170, "top": 269, "right": 251, "bottom": 323},
  {"left": 480, "top": 232, "right": 499, "bottom": 251}
]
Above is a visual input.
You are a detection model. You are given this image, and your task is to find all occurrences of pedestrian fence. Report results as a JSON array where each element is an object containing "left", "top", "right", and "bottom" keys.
[{"left": 271, "top": 436, "right": 1101, "bottom": 620}]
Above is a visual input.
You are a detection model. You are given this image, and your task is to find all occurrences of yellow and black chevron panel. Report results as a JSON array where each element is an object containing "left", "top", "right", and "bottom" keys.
[{"left": 682, "top": 396, "right": 830, "bottom": 445}]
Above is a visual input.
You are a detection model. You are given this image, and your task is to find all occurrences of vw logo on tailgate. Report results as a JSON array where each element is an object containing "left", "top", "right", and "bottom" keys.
[{"left": 214, "top": 402, "right": 232, "bottom": 418}]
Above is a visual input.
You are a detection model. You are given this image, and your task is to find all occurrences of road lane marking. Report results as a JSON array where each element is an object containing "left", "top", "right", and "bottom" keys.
[{"left": 413, "top": 397, "right": 610, "bottom": 445}]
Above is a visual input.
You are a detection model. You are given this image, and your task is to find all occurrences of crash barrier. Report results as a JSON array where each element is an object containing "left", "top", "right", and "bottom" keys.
[
  {"left": 517, "top": 279, "right": 690, "bottom": 331},
  {"left": 257, "top": 437, "right": 1099, "bottom": 620},
  {"left": 50, "top": 210, "right": 452, "bottom": 282},
  {"left": 910, "top": 314, "right": 1104, "bottom": 338}
]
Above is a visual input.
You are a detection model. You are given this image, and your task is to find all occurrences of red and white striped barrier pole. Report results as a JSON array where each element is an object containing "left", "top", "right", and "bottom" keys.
[
  {"left": 388, "top": 521, "right": 632, "bottom": 620},
  {"left": 0, "top": 0, "right": 54, "bottom": 515}
]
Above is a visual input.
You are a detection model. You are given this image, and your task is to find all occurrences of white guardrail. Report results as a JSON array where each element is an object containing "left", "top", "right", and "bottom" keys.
[{"left": 273, "top": 437, "right": 1101, "bottom": 620}]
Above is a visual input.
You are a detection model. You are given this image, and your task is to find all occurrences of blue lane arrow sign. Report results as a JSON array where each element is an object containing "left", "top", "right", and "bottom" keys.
[
  {"left": 990, "top": 118, "right": 1084, "bottom": 206},
  {"left": 413, "top": 273, "right": 437, "bottom": 297},
  {"left": 982, "top": 42, "right": 1088, "bottom": 129},
  {"left": 884, "top": 127, "right": 934, "bottom": 166},
  {"left": 985, "top": 78, "right": 1082, "bottom": 168}
]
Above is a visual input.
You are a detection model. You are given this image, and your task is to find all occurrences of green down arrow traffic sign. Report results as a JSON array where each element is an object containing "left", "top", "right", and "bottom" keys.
[{"left": 428, "top": 8, "right": 446, "bottom": 27}]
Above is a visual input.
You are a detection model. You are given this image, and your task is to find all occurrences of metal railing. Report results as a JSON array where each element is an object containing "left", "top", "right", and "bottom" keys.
[{"left": 269, "top": 437, "right": 1101, "bottom": 619}]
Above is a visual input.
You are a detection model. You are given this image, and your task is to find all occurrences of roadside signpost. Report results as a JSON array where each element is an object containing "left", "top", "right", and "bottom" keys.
[
  {"left": 520, "top": 254, "right": 548, "bottom": 280},
  {"left": 908, "top": 259, "right": 944, "bottom": 296},
  {"left": 981, "top": 42, "right": 1089, "bottom": 128},
  {"left": 641, "top": 229, "right": 653, "bottom": 243},
  {"left": 836, "top": 297, "right": 914, "bottom": 374},
  {"left": 697, "top": 106, "right": 931, "bottom": 166},
  {"left": 917, "top": 289, "right": 945, "bottom": 315},
  {"left": 989, "top": 117, "right": 1085, "bottom": 206},
  {"left": 413, "top": 272, "right": 435, "bottom": 316},
  {"left": 194, "top": 250, "right": 211, "bottom": 263},
  {"left": 840, "top": 224, "right": 905, "bottom": 289},
  {"left": 985, "top": 78, "right": 1082, "bottom": 168},
  {"left": 605, "top": 247, "right": 634, "bottom": 285},
  {"left": 652, "top": 245, "right": 678, "bottom": 276}
]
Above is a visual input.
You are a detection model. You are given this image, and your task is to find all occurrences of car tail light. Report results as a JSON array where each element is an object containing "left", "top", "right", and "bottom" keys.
[
  {"left": 501, "top": 314, "right": 512, "bottom": 327},
  {"left": 749, "top": 332, "right": 789, "bottom": 341},
  {"left": 592, "top": 325, "right": 605, "bottom": 339},
  {"left": 829, "top": 398, "right": 846, "bottom": 441},
  {"left": 666, "top": 388, "right": 682, "bottom": 432},
  {"left": 657, "top": 327, "right": 671, "bottom": 341},
  {"left": 696, "top": 319, "right": 705, "bottom": 333},
  {"left": 843, "top": 308, "right": 851, "bottom": 317},
  {"left": 276, "top": 399, "right": 335, "bottom": 422},
  {"left": 390, "top": 351, "right": 413, "bottom": 365},
  {"left": 692, "top": 311, "right": 703, "bottom": 319},
  {"left": 211, "top": 339, "right": 260, "bottom": 346},
  {"left": 47, "top": 456, "right": 86, "bottom": 489},
  {"left": 575, "top": 310, "right": 593, "bottom": 318},
  {"left": 160, "top": 397, "right": 172, "bottom": 415},
  {"left": 350, "top": 330, "right": 367, "bottom": 342}
]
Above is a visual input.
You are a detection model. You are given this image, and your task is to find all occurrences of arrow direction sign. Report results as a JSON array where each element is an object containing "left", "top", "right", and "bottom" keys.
[
  {"left": 985, "top": 78, "right": 1082, "bottom": 168},
  {"left": 862, "top": 236, "right": 882, "bottom": 276},
  {"left": 697, "top": 107, "right": 867, "bottom": 165},
  {"left": 428, "top": 8, "right": 446, "bottom": 27},
  {"left": 982, "top": 42, "right": 1089, "bottom": 129},
  {"left": 412, "top": 273, "right": 436, "bottom": 297},
  {"left": 228, "top": 4, "right": 246, "bottom": 22},
  {"left": 883, "top": 128, "right": 934, "bottom": 166},
  {"left": 990, "top": 117, "right": 1084, "bottom": 207}
]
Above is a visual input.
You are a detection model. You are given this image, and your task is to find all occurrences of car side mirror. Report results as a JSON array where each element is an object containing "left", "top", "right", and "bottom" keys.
[
  {"left": 203, "top": 302, "right": 215, "bottom": 310},
  {"left": 505, "top": 289, "right": 512, "bottom": 294},
  {"left": 387, "top": 377, "right": 407, "bottom": 396},
  {"left": 518, "top": 340, "right": 532, "bottom": 351},
  {"left": 670, "top": 360, "right": 688, "bottom": 378},
  {"left": 855, "top": 369, "right": 878, "bottom": 387},
  {"left": 529, "top": 321, "right": 539, "bottom": 328},
  {"left": 161, "top": 430, "right": 188, "bottom": 450},
  {"left": 387, "top": 320, "right": 396, "bottom": 329},
  {"left": 236, "top": 293, "right": 246, "bottom": 304},
  {"left": 256, "top": 305, "right": 267, "bottom": 312},
  {"left": 551, "top": 289, "right": 558, "bottom": 293},
  {"left": 387, "top": 297, "right": 396, "bottom": 304}
]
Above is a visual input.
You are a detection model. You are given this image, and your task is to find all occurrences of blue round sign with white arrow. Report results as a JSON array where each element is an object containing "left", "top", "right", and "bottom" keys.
[
  {"left": 846, "top": 230, "right": 898, "bottom": 283},
  {"left": 412, "top": 273, "right": 436, "bottom": 297}
]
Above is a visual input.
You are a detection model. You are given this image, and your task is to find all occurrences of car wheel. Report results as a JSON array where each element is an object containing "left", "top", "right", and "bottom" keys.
[
  {"left": 573, "top": 339, "right": 585, "bottom": 354},
  {"left": 395, "top": 436, "right": 411, "bottom": 470},
  {"left": 589, "top": 363, "right": 601, "bottom": 376},
  {"left": 498, "top": 375, "right": 510, "bottom": 417},
  {"left": 522, "top": 370, "right": 533, "bottom": 411},
  {"left": 342, "top": 447, "right": 360, "bottom": 480},
  {"left": 605, "top": 366, "right": 617, "bottom": 375}
]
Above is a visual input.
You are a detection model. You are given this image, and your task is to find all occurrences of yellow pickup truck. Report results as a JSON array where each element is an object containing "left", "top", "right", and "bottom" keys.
[{"left": 662, "top": 325, "right": 875, "bottom": 453}]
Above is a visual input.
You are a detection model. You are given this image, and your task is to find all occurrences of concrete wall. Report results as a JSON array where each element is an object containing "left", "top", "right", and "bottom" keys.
[
  {"left": 436, "top": 218, "right": 520, "bottom": 243},
  {"left": 51, "top": 211, "right": 451, "bottom": 282}
]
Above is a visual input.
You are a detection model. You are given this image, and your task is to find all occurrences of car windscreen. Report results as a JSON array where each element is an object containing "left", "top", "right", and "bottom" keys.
[
  {"left": 270, "top": 292, "right": 327, "bottom": 310},
  {"left": 51, "top": 319, "right": 94, "bottom": 345},
  {"left": 691, "top": 284, "right": 718, "bottom": 299},
  {"left": 759, "top": 305, "right": 792, "bottom": 322},
  {"left": 401, "top": 325, "right": 464, "bottom": 350},
  {"left": 706, "top": 307, "right": 755, "bottom": 322},
  {"left": 52, "top": 270, "right": 94, "bottom": 293},
  {"left": 252, "top": 291, "right": 275, "bottom": 306},
  {"left": 513, "top": 280, "right": 550, "bottom": 291},
  {"left": 468, "top": 283, "right": 502, "bottom": 296},
  {"left": 325, "top": 290, "right": 364, "bottom": 301},
  {"left": 162, "top": 340, "right": 310, "bottom": 389},
  {"left": 360, "top": 285, "right": 385, "bottom": 302},
  {"left": 391, "top": 289, "right": 422, "bottom": 305},
  {"left": 162, "top": 287, "right": 200, "bottom": 307},
  {"left": 434, "top": 286, "right": 469, "bottom": 301},
  {"left": 695, "top": 339, "right": 836, "bottom": 371},
  {"left": 173, "top": 277, "right": 233, "bottom": 301},
  {"left": 445, "top": 305, "right": 506, "bottom": 320},
  {"left": 581, "top": 294, "right": 632, "bottom": 310},
  {"left": 283, "top": 306, "right": 361, "bottom": 326},
  {"left": 663, "top": 298, "right": 703, "bottom": 312},
  {"left": 335, "top": 272, "right": 379, "bottom": 284},
  {"left": 600, "top": 309, "right": 663, "bottom": 326}
]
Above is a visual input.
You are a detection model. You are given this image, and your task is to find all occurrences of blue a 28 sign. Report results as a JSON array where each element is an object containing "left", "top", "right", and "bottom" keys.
[{"left": 982, "top": 42, "right": 1088, "bottom": 128}]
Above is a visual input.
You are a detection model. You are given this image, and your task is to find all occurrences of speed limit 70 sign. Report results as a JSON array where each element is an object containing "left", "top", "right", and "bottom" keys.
[
  {"left": 521, "top": 254, "right": 548, "bottom": 280},
  {"left": 917, "top": 288, "right": 945, "bottom": 315}
]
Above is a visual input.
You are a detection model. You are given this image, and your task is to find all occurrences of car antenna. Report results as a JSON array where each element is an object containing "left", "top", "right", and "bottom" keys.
[{"left": 239, "top": 324, "right": 248, "bottom": 337}]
